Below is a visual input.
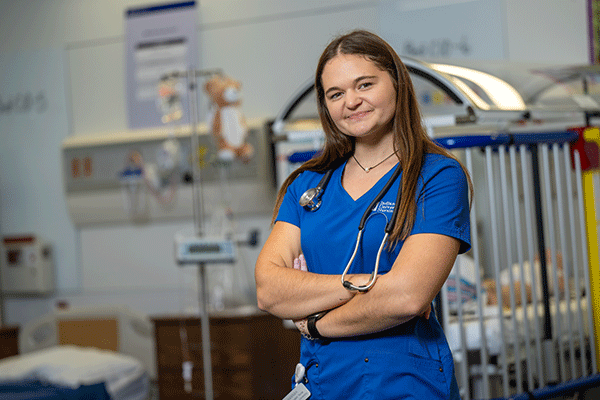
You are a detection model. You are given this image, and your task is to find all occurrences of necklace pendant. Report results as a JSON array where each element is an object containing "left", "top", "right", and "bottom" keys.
[{"left": 364, "top": 167, "right": 370, "bottom": 172}]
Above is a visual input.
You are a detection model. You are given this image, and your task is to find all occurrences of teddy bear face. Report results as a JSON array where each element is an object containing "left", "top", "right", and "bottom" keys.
[{"left": 204, "top": 75, "right": 242, "bottom": 108}]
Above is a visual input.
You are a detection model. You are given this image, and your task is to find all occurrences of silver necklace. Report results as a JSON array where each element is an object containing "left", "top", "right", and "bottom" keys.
[{"left": 352, "top": 151, "right": 397, "bottom": 173}]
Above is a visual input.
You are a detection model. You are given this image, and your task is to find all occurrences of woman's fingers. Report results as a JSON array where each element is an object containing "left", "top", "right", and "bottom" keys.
[
  {"left": 299, "top": 254, "right": 308, "bottom": 271},
  {"left": 292, "top": 254, "right": 308, "bottom": 271}
]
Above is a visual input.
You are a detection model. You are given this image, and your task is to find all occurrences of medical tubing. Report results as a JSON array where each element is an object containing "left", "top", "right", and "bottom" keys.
[
  {"left": 341, "top": 231, "right": 363, "bottom": 289},
  {"left": 359, "top": 164, "right": 403, "bottom": 230},
  {"left": 388, "top": 164, "right": 403, "bottom": 234},
  {"left": 342, "top": 164, "right": 402, "bottom": 292},
  {"left": 317, "top": 169, "right": 333, "bottom": 192},
  {"left": 341, "top": 231, "right": 389, "bottom": 292}
]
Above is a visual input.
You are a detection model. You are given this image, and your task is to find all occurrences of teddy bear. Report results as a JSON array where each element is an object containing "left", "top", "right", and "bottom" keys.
[{"left": 204, "top": 74, "right": 254, "bottom": 163}]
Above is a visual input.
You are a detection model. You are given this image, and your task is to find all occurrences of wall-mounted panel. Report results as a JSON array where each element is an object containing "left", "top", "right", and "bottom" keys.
[{"left": 62, "top": 122, "right": 274, "bottom": 226}]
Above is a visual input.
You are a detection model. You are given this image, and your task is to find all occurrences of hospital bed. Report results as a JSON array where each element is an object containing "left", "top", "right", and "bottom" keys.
[
  {"left": 437, "top": 131, "right": 599, "bottom": 399},
  {"left": 0, "top": 305, "right": 154, "bottom": 400}
]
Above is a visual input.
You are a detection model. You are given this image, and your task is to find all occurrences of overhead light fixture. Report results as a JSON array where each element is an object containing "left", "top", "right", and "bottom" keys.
[{"left": 432, "top": 64, "right": 526, "bottom": 110}]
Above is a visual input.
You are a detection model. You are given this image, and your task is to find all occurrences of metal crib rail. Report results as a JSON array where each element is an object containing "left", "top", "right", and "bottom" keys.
[
  {"left": 509, "top": 373, "right": 600, "bottom": 399},
  {"left": 435, "top": 130, "right": 595, "bottom": 399}
]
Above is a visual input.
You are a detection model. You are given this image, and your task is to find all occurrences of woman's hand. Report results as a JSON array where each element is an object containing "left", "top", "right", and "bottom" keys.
[
  {"left": 294, "top": 317, "right": 310, "bottom": 337},
  {"left": 293, "top": 254, "right": 308, "bottom": 272}
]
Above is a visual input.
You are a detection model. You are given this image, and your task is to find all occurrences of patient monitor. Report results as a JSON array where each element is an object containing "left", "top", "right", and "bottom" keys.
[{"left": 0, "top": 235, "right": 54, "bottom": 295}]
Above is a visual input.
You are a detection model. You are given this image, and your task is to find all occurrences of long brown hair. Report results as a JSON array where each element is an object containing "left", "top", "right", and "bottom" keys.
[{"left": 272, "top": 30, "right": 471, "bottom": 244}]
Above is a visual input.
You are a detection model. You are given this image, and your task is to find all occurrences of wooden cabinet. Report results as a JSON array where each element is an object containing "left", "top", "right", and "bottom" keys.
[
  {"left": 152, "top": 311, "right": 301, "bottom": 400},
  {"left": 0, "top": 326, "right": 19, "bottom": 360}
]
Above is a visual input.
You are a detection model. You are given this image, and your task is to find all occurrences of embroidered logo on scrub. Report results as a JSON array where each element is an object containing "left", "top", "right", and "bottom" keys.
[{"left": 372, "top": 201, "right": 395, "bottom": 215}]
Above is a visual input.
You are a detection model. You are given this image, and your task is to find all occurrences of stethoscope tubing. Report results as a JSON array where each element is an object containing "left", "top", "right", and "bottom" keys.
[
  {"left": 341, "top": 165, "right": 403, "bottom": 291},
  {"left": 300, "top": 161, "right": 403, "bottom": 292},
  {"left": 341, "top": 231, "right": 389, "bottom": 292}
]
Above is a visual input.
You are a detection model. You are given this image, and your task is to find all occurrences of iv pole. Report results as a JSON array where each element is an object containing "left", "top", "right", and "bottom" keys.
[
  {"left": 173, "top": 66, "right": 254, "bottom": 399},
  {"left": 183, "top": 67, "right": 223, "bottom": 400}
]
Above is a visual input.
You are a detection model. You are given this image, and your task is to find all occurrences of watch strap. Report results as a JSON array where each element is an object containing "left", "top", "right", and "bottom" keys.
[{"left": 306, "top": 311, "right": 328, "bottom": 339}]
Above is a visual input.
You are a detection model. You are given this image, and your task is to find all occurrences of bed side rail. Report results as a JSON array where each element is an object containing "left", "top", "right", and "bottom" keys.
[{"left": 435, "top": 130, "right": 597, "bottom": 400}]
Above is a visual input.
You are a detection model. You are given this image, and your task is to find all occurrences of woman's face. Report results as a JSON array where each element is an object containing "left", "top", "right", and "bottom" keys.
[{"left": 321, "top": 53, "right": 396, "bottom": 142}]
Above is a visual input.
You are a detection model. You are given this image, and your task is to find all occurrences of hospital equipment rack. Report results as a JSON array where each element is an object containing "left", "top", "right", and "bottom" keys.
[{"left": 435, "top": 130, "right": 600, "bottom": 399}]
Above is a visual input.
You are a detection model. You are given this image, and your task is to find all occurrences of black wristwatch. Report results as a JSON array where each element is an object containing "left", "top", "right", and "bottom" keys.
[{"left": 307, "top": 311, "right": 329, "bottom": 339}]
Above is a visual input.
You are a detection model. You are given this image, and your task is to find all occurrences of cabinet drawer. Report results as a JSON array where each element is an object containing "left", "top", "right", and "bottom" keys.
[
  {"left": 155, "top": 323, "right": 253, "bottom": 368},
  {"left": 0, "top": 326, "right": 19, "bottom": 360},
  {"left": 152, "top": 313, "right": 301, "bottom": 400},
  {"left": 158, "top": 368, "right": 253, "bottom": 400}
]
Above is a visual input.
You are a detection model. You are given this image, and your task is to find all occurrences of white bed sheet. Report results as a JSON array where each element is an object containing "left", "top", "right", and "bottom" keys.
[
  {"left": 445, "top": 297, "right": 590, "bottom": 356},
  {"left": 0, "top": 345, "right": 148, "bottom": 400}
]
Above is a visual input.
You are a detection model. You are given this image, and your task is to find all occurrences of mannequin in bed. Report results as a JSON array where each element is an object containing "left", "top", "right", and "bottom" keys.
[{"left": 483, "top": 249, "right": 565, "bottom": 307}]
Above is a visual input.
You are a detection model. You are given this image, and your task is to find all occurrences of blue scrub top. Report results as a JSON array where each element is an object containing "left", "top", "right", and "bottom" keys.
[{"left": 276, "top": 153, "right": 471, "bottom": 400}]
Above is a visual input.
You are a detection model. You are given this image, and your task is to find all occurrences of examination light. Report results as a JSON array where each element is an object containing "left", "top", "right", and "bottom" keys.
[{"left": 431, "top": 64, "right": 527, "bottom": 111}]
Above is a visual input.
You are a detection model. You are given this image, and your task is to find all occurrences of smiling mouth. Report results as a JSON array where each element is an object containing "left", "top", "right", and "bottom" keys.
[{"left": 345, "top": 110, "right": 372, "bottom": 120}]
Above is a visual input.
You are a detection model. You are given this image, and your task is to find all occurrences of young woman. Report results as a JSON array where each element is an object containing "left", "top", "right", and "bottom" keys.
[{"left": 255, "top": 30, "right": 471, "bottom": 399}]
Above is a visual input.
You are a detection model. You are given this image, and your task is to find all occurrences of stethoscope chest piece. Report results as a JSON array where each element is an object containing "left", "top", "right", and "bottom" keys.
[
  {"left": 299, "top": 187, "right": 322, "bottom": 211},
  {"left": 299, "top": 169, "right": 333, "bottom": 212}
]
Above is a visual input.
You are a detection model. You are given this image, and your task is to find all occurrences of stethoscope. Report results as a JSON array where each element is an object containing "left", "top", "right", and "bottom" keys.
[{"left": 299, "top": 163, "right": 403, "bottom": 292}]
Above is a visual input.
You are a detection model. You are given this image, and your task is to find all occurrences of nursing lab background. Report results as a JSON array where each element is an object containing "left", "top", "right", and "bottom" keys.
[{"left": 0, "top": 1, "right": 597, "bottom": 400}]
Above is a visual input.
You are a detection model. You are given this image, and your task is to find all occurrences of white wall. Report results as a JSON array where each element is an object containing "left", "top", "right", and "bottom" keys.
[
  {"left": 0, "top": 0, "right": 380, "bottom": 326},
  {"left": 0, "top": 0, "right": 591, "bottom": 327},
  {"left": 505, "top": 0, "right": 589, "bottom": 64},
  {"left": 380, "top": 0, "right": 506, "bottom": 60}
]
